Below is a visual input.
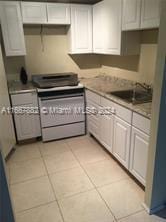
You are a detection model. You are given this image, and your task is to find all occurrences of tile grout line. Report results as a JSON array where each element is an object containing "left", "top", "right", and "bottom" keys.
[
  {"left": 116, "top": 209, "right": 145, "bottom": 221},
  {"left": 66, "top": 138, "right": 146, "bottom": 221},
  {"left": 9, "top": 174, "right": 48, "bottom": 186},
  {"left": 66, "top": 143, "right": 111, "bottom": 166},
  {"left": 65, "top": 141, "right": 118, "bottom": 222},
  {"left": 7, "top": 143, "right": 43, "bottom": 164},
  {"left": 7, "top": 156, "right": 44, "bottom": 165},
  {"left": 39, "top": 145, "right": 66, "bottom": 222},
  {"left": 15, "top": 200, "right": 57, "bottom": 215},
  {"left": 10, "top": 138, "right": 144, "bottom": 222}
]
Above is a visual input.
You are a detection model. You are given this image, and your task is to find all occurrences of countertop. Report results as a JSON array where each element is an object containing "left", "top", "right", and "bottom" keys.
[
  {"left": 80, "top": 75, "right": 152, "bottom": 119},
  {"left": 8, "top": 76, "right": 152, "bottom": 119},
  {"left": 8, "top": 81, "right": 37, "bottom": 95}
]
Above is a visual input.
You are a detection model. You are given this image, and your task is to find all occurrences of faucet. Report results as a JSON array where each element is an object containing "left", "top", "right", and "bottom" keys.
[
  {"left": 131, "top": 82, "right": 152, "bottom": 104},
  {"left": 135, "top": 82, "right": 152, "bottom": 94}
]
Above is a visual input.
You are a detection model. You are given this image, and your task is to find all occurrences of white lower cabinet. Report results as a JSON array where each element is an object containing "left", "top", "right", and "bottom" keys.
[
  {"left": 86, "top": 90, "right": 150, "bottom": 185},
  {"left": 87, "top": 101, "right": 101, "bottom": 141},
  {"left": 100, "top": 113, "right": 114, "bottom": 154},
  {"left": 113, "top": 116, "right": 131, "bottom": 169},
  {"left": 130, "top": 126, "right": 149, "bottom": 186},
  {"left": 11, "top": 92, "right": 41, "bottom": 141}
]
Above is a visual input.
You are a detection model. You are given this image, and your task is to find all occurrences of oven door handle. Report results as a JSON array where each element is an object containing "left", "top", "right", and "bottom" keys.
[{"left": 40, "top": 94, "right": 84, "bottom": 101}]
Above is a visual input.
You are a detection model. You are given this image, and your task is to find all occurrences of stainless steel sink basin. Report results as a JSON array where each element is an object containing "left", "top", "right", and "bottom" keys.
[{"left": 110, "top": 89, "right": 152, "bottom": 105}]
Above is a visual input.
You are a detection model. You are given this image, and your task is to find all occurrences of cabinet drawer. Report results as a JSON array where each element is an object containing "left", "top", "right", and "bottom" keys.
[
  {"left": 86, "top": 90, "right": 101, "bottom": 105},
  {"left": 113, "top": 103, "right": 132, "bottom": 124},
  {"left": 132, "top": 112, "right": 150, "bottom": 135},
  {"left": 11, "top": 92, "right": 35, "bottom": 106},
  {"left": 88, "top": 120, "right": 100, "bottom": 139},
  {"left": 42, "top": 122, "right": 85, "bottom": 142},
  {"left": 100, "top": 97, "right": 114, "bottom": 108}
]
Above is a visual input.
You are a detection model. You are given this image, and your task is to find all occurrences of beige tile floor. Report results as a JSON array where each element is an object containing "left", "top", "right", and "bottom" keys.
[{"left": 6, "top": 135, "right": 166, "bottom": 222}]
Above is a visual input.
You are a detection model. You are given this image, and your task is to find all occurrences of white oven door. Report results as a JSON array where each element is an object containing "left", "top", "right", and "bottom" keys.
[{"left": 39, "top": 96, "right": 85, "bottom": 128}]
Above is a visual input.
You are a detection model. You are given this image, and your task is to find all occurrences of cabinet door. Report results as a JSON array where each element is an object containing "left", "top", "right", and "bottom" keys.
[
  {"left": 122, "top": 0, "right": 141, "bottom": 30},
  {"left": 113, "top": 116, "right": 131, "bottom": 168},
  {"left": 68, "top": 5, "right": 93, "bottom": 54},
  {"left": 0, "top": 1, "right": 26, "bottom": 56},
  {"left": 11, "top": 93, "right": 41, "bottom": 141},
  {"left": 93, "top": 1, "right": 104, "bottom": 53},
  {"left": 21, "top": 2, "right": 47, "bottom": 24},
  {"left": 87, "top": 101, "right": 100, "bottom": 141},
  {"left": 93, "top": 0, "right": 122, "bottom": 55},
  {"left": 141, "top": 0, "right": 161, "bottom": 29},
  {"left": 103, "top": 0, "right": 122, "bottom": 55},
  {"left": 14, "top": 104, "right": 37, "bottom": 141},
  {"left": 100, "top": 114, "right": 114, "bottom": 154},
  {"left": 47, "top": 3, "right": 70, "bottom": 24},
  {"left": 130, "top": 127, "right": 149, "bottom": 185}
]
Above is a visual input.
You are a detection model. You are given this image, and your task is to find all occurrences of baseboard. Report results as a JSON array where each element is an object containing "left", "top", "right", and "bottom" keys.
[{"left": 142, "top": 202, "right": 166, "bottom": 215}]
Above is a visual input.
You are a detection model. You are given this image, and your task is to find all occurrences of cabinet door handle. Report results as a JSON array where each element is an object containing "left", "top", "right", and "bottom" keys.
[{"left": 111, "top": 108, "right": 116, "bottom": 115}]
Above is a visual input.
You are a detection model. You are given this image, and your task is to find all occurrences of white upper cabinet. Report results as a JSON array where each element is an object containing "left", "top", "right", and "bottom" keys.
[
  {"left": 93, "top": 1, "right": 104, "bottom": 53},
  {"left": 141, "top": 0, "right": 161, "bottom": 29},
  {"left": 21, "top": 2, "right": 47, "bottom": 24},
  {"left": 68, "top": 4, "right": 93, "bottom": 54},
  {"left": 103, "top": 0, "right": 122, "bottom": 55},
  {"left": 0, "top": 1, "right": 26, "bottom": 56},
  {"left": 47, "top": 3, "right": 71, "bottom": 24},
  {"left": 122, "top": 0, "right": 161, "bottom": 30},
  {"left": 93, "top": 0, "right": 140, "bottom": 55},
  {"left": 122, "top": 0, "right": 141, "bottom": 30},
  {"left": 93, "top": 0, "right": 122, "bottom": 55}
]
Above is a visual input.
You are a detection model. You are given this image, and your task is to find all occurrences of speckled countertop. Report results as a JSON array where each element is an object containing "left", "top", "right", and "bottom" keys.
[
  {"left": 80, "top": 75, "right": 152, "bottom": 119},
  {"left": 8, "top": 81, "right": 37, "bottom": 95},
  {"left": 8, "top": 76, "right": 152, "bottom": 119}
]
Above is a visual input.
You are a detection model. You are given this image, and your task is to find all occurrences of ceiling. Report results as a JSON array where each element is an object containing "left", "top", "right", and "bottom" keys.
[{"left": 21, "top": 0, "right": 103, "bottom": 4}]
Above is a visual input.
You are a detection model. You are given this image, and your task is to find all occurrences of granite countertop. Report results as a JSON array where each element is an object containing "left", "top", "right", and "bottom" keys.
[
  {"left": 8, "top": 81, "right": 37, "bottom": 95},
  {"left": 80, "top": 75, "right": 152, "bottom": 119},
  {"left": 8, "top": 76, "right": 152, "bottom": 119}
]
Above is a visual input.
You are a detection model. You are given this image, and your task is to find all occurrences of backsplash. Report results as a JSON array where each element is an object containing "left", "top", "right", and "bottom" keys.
[{"left": 3, "top": 27, "right": 158, "bottom": 84}]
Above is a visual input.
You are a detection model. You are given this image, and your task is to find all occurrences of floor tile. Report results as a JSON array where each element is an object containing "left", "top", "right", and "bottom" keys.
[
  {"left": 50, "top": 167, "right": 94, "bottom": 199},
  {"left": 59, "top": 190, "right": 115, "bottom": 222},
  {"left": 9, "top": 158, "right": 47, "bottom": 184},
  {"left": 9, "top": 143, "right": 41, "bottom": 163},
  {"left": 43, "top": 151, "right": 80, "bottom": 174},
  {"left": 39, "top": 140, "right": 70, "bottom": 157},
  {"left": 73, "top": 146, "right": 110, "bottom": 165},
  {"left": 16, "top": 202, "right": 63, "bottom": 222},
  {"left": 98, "top": 179, "right": 144, "bottom": 220},
  {"left": 66, "top": 135, "right": 101, "bottom": 151},
  {"left": 83, "top": 159, "right": 129, "bottom": 187},
  {"left": 118, "top": 210, "right": 166, "bottom": 222},
  {"left": 10, "top": 176, "right": 55, "bottom": 213}
]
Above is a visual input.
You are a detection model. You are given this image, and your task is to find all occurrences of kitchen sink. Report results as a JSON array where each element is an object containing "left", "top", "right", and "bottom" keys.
[{"left": 110, "top": 89, "right": 152, "bottom": 105}]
